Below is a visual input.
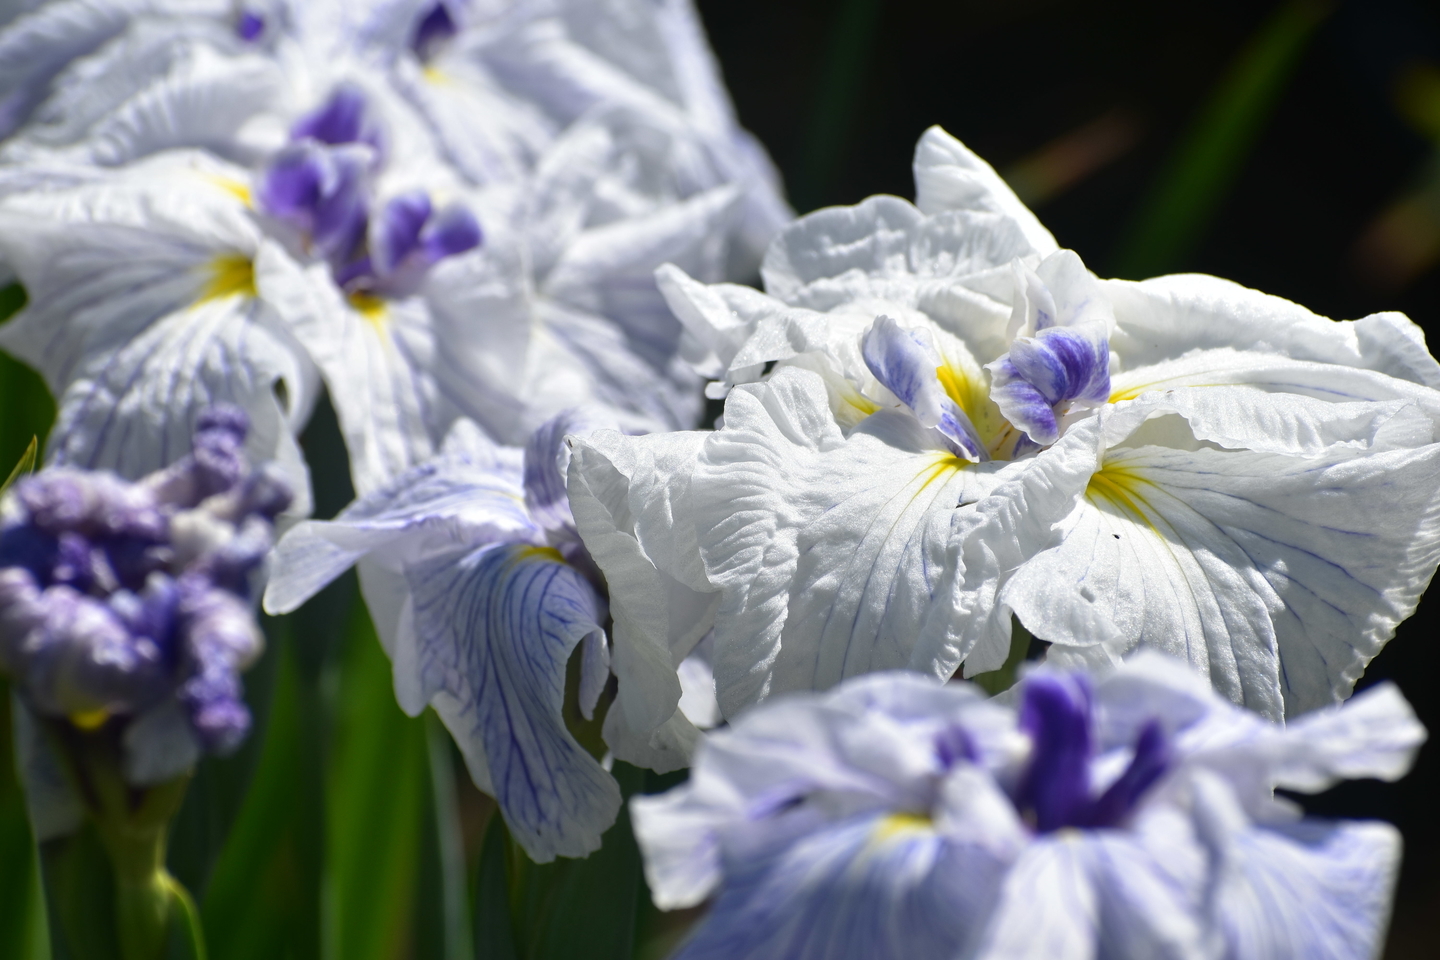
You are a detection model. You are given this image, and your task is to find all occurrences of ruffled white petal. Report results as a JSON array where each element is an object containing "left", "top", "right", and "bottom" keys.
[
  {"left": 567, "top": 428, "right": 717, "bottom": 743},
  {"left": 1002, "top": 398, "right": 1440, "bottom": 717},
  {"left": 690, "top": 368, "right": 1010, "bottom": 715},
  {"left": 911, "top": 124, "right": 1058, "bottom": 256}
]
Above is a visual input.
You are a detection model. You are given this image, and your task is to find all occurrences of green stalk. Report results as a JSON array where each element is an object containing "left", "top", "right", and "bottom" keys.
[{"left": 46, "top": 721, "right": 207, "bottom": 960}]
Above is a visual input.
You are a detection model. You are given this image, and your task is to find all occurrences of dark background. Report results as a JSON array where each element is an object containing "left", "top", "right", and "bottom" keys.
[{"left": 698, "top": 0, "right": 1440, "bottom": 952}]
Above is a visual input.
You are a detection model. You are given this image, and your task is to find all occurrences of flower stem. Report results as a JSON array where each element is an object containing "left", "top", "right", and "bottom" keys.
[{"left": 45, "top": 720, "right": 206, "bottom": 960}]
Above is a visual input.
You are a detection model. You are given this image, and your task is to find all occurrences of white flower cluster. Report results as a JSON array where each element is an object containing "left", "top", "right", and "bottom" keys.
[
  {"left": 1, "top": 2, "right": 1434, "bottom": 954},
  {"left": 0, "top": 0, "right": 789, "bottom": 501}
]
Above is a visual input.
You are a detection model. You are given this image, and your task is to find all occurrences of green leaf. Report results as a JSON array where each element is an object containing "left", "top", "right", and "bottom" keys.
[
  {"left": 1111, "top": 0, "right": 1332, "bottom": 279},
  {"left": 504, "top": 763, "right": 647, "bottom": 960},
  {"left": 795, "top": 0, "right": 883, "bottom": 213},
  {"left": 0, "top": 681, "right": 52, "bottom": 960},
  {"left": 2, "top": 435, "right": 37, "bottom": 493},
  {"left": 40, "top": 824, "right": 121, "bottom": 960},
  {"left": 323, "top": 600, "right": 428, "bottom": 960},
  {"left": 414, "top": 715, "right": 474, "bottom": 960},
  {"left": 473, "top": 817, "right": 519, "bottom": 960},
  {"left": 201, "top": 631, "right": 324, "bottom": 960}
]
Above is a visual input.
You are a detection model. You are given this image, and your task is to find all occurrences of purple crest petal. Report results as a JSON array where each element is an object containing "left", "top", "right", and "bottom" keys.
[
  {"left": 862, "top": 317, "right": 987, "bottom": 461},
  {"left": 236, "top": 9, "right": 265, "bottom": 41},
  {"left": 372, "top": 191, "right": 432, "bottom": 275},
  {"left": 421, "top": 203, "right": 482, "bottom": 263},
  {"left": 985, "top": 323, "right": 1110, "bottom": 447},
  {"left": 291, "top": 83, "right": 372, "bottom": 147},
  {"left": 411, "top": 2, "right": 459, "bottom": 60},
  {"left": 1086, "top": 718, "right": 1170, "bottom": 827},
  {"left": 1015, "top": 673, "right": 1094, "bottom": 833}
]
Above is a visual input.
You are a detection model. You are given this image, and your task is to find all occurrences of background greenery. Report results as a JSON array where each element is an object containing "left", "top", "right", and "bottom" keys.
[{"left": 0, "top": 0, "right": 1437, "bottom": 956}]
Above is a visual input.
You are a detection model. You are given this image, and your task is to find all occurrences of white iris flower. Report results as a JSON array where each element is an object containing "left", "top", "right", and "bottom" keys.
[
  {"left": 568, "top": 127, "right": 1440, "bottom": 770},
  {"left": 0, "top": 150, "right": 318, "bottom": 513}
]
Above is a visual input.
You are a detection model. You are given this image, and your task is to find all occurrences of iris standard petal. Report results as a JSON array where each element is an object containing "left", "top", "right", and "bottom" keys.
[{"left": 406, "top": 541, "right": 621, "bottom": 861}]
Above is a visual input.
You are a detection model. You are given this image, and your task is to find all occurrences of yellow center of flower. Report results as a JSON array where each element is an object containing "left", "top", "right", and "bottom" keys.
[
  {"left": 872, "top": 812, "right": 933, "bottom": 842},
  {"left": 348, "top": 291, "right": 389, "bottom": 328},
  {"left": 198, "top": 255, "right": 257, "bottom": 304}
]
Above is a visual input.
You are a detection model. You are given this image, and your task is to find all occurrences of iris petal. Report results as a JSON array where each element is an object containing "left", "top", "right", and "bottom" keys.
[{"left": 407, "top": 542, "right": 620, "bottom": 861}]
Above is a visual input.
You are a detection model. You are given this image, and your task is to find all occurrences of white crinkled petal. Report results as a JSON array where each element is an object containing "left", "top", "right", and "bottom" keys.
[
  {"left": 1107, "top": 273, "right": 1440, "bottom": 386},
  {"left": 690, "top": 369, "right": 1009, "bottom": 715},
  {"left": 567, "top": 428, "right": 717, "bottom": 740},
  {"left": 1270, "top": 681, "right": 1427, "bottom": 792},
  {"left": 911, "top": 124, "right": 1058, "bottom": 255},
  {"left": 1190, "top": 772, "right": 1400, "bottom": 960},
  {"left": 669, "top": 814, "right": 1006, "bottom": 960},
  {"left": 262, "top": 441, "right": 535, "bottom": 615},
  {"left": 1003, "top": 399, "right": 1440, "bottom": 718},
  {"left": 0, "top": 162, "right": 318, "bottom": 510}
]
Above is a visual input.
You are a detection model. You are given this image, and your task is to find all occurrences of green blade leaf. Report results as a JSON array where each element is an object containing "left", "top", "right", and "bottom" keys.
[
  {"left": 323, "top": 599, "right": 427, "bottom": 960},
  {"left": 473, "top": 817, "right": 519, "bottom": 960},
  {"left": 2, "top": 436, "right": 38, "bottom": 494},
  {"left": 201, "top": 631, "right": 324, "bottom": 960},
  {"left": 0, "top": 681, "right": 52, "bottom": 960},
  {"left": 1111, "top": 0, "right": 1332, "bottom": 279},
  {"left": 505, "top": 763, "right": 647, "bottom": 960}
]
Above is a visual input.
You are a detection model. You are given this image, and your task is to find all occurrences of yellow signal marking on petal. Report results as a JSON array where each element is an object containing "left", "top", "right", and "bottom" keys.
[
  {"left": 70, "top": 709, "right": 110, "bottom": 731},
  {"left": 872, "top": 812, "right": 933, "bottom": 842},
  {"left": 1085, "top": 463, "right": 1161, "bottom": 535},
  {"left": 207, "top": 175, "right": 253, "bottom": 207},
  {"left": 423, "top": 65, "right": 450, "bottom": 85},
  {"left": 198, "top": 255, "right": 257, "bottom": 304},
  {"left": 348, "top": 291, "right": 389, "bottom": 328},
  {"left": 515, "top": 546, "right": 567, "bottom": 565}
]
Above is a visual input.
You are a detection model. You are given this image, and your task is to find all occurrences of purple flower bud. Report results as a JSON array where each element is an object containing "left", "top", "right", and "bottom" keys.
[
  {"left": 175, "top": 579, "right": 261, "bottom": 752},
  {"left": 0, "top": 406, "right": 284, "bottom": 775},
  {"left": 23, "top": 586, "right": 167, "bottom": 718},
  {"left": 237, "top": 463, "right": 293, "bottom": 521}
]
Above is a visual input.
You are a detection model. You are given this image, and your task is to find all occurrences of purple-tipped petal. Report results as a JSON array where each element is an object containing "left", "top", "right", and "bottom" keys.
[
  {"left": 411, "top": 2, "right": 459, "bottom": 60},
  {"left": 421, "top": 203, "right": 482, "bottom": 263},
  {"left": 236, "top": 9, "right": 265, "bottom": 41},
  {"left": 862, "top": 317, "right": 987, "bottom": 460},
  {"left": 372, "top": 191, "right": 432, "bottom": 275},
  {"left": 1016, "top": 673, "right": 1094, "bottom": 833},
  {"left": 291, "top": 83, "right": 371, "bottom": 147}
]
